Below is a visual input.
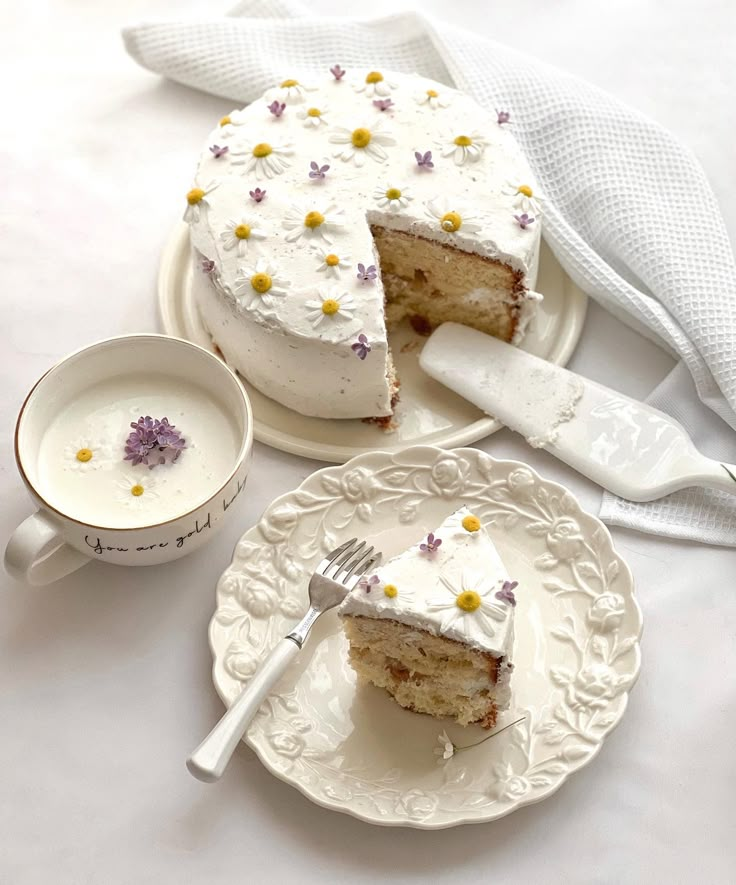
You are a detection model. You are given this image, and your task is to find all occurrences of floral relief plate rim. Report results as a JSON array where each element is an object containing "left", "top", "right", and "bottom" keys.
[{"left": 209, "top": 446, "right": 642, "bottom": 828}]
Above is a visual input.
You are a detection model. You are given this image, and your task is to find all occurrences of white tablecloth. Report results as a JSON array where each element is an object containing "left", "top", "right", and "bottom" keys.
[{"left": 2, "top": 2, "right": 735, "bottom": 882}]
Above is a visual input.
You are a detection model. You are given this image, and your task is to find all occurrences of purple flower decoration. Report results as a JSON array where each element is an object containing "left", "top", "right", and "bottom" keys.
[
  {"left": 495, "top": 580, "right": 518, "bottom": 606},
  {"left": 496, "top": 109, "right": 511, "bottom": 125},
  {"left": 268, "top": 100, "right": 286, "bottom": 118},
  {"left": 209, "top": 144, "right": 229, "bottom": 159},
  {"left": 358, "top": 574, "right": 380, "bottom": 593},
  {"left": 249, "top": 187, "right": 267, "bottom": 203},
  {"left": 309, "top": 161, "right": 330, "bottom": 180},
  {"left": 514, "top": 213, "right": 535, "bottom": 230},
  {"left": 330, "top": 64, "right": 346, "bottom": 81},
  {"left": 351, "top": 334, "right": 371, "bottom": 360},
  {"left": 200, "top": 257, "right": 216, "bottom": 274},
  {"left": 124, "top": 416, "right": 186, "bottom": 469},
  {"left": 414, "top": 150, "right": 434, "bottom": 170},
  {"left": 357, "top": 263, "right": 377, "bottom": 283},
  {"left": 373, "top": 98, "right": 394, "bottom": 112},
  {"left": 419, "top": 532, "right": 443, "bottom": 554}
]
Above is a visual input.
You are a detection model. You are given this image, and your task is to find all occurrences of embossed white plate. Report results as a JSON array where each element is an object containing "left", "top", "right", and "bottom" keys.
[
  {"left": 209, "top": 446, "right": 641, "bottom": 828},
  {"left": 160, "top": 225, "right": 587, "bottom": 462}
]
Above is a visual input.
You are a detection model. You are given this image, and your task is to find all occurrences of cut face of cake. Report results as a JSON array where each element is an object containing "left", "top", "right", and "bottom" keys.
[{"left": 339, "top": 507, "right": 516, "bottom": 728}]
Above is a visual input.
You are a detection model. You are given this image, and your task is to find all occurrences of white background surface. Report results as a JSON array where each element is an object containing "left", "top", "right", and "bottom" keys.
[{"left": 2, "top": 2, "right": 735, "bottom": 883}]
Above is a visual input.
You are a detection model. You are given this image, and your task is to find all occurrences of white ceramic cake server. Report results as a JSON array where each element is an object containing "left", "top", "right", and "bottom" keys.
[
  {"left": 187, "top": 538, "right": 381, "bottom": 783},
  {"left": 420, "top": 323, "right": 736, "bottom": 502}
]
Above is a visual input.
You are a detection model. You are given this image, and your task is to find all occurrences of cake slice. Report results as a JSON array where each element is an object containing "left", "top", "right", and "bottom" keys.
[{"left": 339, "top": 507, "right": 517, "bottom": 728}]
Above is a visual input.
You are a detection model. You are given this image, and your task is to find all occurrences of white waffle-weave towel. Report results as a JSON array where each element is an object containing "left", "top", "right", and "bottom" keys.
[{"left": 123, "top": 1, "right": 736, "bottom": 546}]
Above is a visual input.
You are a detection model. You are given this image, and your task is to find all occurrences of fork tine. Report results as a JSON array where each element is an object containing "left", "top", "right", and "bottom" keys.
[
  {"left": 342, "top": 545, "right": 375, "bottom": 582},
  {"left": 345, "top": 552, "right": 383, "bottom": 589},
  {"left": 323, "top": 538, "right": 357, "bottom": 569},
  {"left": 326, "top": 539, "right": 365, "bottom": 577}
]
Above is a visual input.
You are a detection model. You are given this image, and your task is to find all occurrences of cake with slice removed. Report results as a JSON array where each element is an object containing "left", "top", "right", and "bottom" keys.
[{"left": 339, "top": 507, "right": 517, "bottom": 728}]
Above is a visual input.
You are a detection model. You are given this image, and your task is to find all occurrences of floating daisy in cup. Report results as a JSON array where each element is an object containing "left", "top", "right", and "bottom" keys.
[
  {"left": 502, "top": 181, "right": 542, "bottom": 213},
  {"left": 183, "top": 181, "right": 219, "bottom": 223},
  {"left": 306, "top": 288, "right": 357, "bottom": 328},
  {"left": 297, "top": 103, "right": 330, "bottom": 128},
  {"left": 220, "top": 216, "right": 268, "bottom": 257},
  {"left": 353, "top": 70, "right": 397, "bottom": 98},
  {"left": 415, "top": 87, "right": 451, "bottom": 110},
  {"left": 63, "top": 437, "right": 112, "bottom": 472},
  {"left": 328, "top": 118, "right": 396, "bottom": 166},
  {"left": 441, "top": 129, "right": 488, "bottom": 165},
  {"left": 115, "top": 473, "right": 159, "bottom": 509},
  {"left": 373, "top": 183, "right": 413, "bottom": 212},
  {"left": 270, "top": 78, "right": 317, "bottom": 104},
  {"left": 315, "top": 249, "right": 351, "bottom": 278},
  {"left": 427, "top": 568, "right": 509, "bottom": 640},
  {"left": 230, "top": 139, "right": 293, "bottom": 178},
  {"left": 282, "top": 203, "right": 345, "bottom": 245},
  {"left": 234, "top": 258, "right": 290, "bottom": 311},
  {"left": 424, "top": 197, "right": 482, "bottom": 240}
]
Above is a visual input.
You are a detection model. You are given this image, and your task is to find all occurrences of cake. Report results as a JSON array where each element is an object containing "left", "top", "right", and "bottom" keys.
[
  {"left": 338, "top": 507, "right": 516, "bottom": 728},
  {"left": 185, "top": 68, "right": 543, "bottom": 422}
]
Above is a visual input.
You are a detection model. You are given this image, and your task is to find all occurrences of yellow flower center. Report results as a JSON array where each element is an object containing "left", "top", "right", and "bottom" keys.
[
  {"left": 235, "top": 223, "right": 252, "bottom": 240},
  {"left": 462, "top": 514, "right": 481, "bottom": 532},
  {"left": 518, "top": 184, "right": 533, "bottom": 197},
  {"left": 325, "top": 253, "right": 340, "bottom": 267},
  {"left": 281, "top": 79, "right": 299, "bottom": 88},
  {"left": 456, "top": 590, "right": 481, "bottom": 612},
  {"left": 75, "top": 448, "right": 93, "bottom": 463},
  {"left": 304, "top": 210, "right": 325, "bottom": 229},
  {"left": 440, "top": 211, "right": 462, "bottom": 232},
  {"left": 385, "top": 187, "right": 402, "bottom": 201},
  {"left": 383, "top": 584, "right": 398, "bottom": 598},
  {"left": 307, "top": 107, "right": 322, "bottom": 117},
  {"left": 186, "top": 188, "right": 205, "bottom": 205},
  {"left": 365, "top": 71, "right": 384, "bottom": 84},
  {"left": 321, "top": 298, "right": 340, "bottom": 316},
  {"left": 250, "top": 272, "right": 272, "bottom": 294},
  {"left": 130, "top": 484, "right": 145, "bottom": 497},
  {"left": 351, "top": 127, "right": 372, "bottom": 148},
  {"left": 252, "top": 142, "right": 273, "bottom": 158},
  {"left": 426, "top": 89, "right": 439, "bottom": 98},
  {"left": 219, "top": 115, "right": 231, "bottom": 126},
  {"left": 454, "top": 134, "right": 473, "bottom": 146}
]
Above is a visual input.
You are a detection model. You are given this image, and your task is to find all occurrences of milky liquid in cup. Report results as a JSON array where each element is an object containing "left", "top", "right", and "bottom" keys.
[{"left": 36, "top": 373, "right": 241, "bottom": 528}]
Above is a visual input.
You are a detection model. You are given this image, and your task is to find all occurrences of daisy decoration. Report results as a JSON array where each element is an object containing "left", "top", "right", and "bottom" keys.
[
  {"left": 425, "top": 197, "right": 482, "bottom": 239},
  {"left": 234, "top": 258, "right": 290, "bottom": 311},
  {"left": 183, "top": 181, "right": 219, "bottom": 223},
  {"left": 441, "top": 129, "right": 488, "bottom": 165},
  {"left": 282, "top": 203, "right": 345, "bottom": 245},
  {"left": 305, "top": 288, "right": 357, "bottom": 328},
  {"left": 231, "top": 140, "right": 293, "bottom": 178},
  {"left": 373, "top": 184, "right": 413, "bottom": 212},
  {"left": 220, "top": 215, "right": 268, "bottom": 256},
  {"left": 329, "top": 118, "right": 396, "bottom": 166},
  {"left": 296, "top": 104, "right": 329, "bottom": 128},
  {"left": 353, "top": 70, "right": 397, "bottom": 98},
  {"left": 315, "top": 250, "right": 351, "bottom": 278},
  {"left": 427, "top": 567, "right": 509, "bottom": 641},
  {"left": 502, "top": 181, "right": 542, "bottom": 213}
]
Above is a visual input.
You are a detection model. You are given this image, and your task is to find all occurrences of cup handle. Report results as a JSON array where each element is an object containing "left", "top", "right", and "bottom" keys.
[{"left": 4, "top": 511, "right": 90, "bottom": 586}]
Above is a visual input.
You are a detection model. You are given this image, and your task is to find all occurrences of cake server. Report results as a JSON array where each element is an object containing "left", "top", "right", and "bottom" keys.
[
  {"left": 187, "top": 537, "right": 382, "bottom": 783},
  {"left": 420, "top": 323, "right": 736, "bottom": 502}
]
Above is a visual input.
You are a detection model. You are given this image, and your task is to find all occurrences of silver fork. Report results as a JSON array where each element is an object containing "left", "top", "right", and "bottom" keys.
[{"left": 186, "top": 538, "right": 382, "bottom": 783}]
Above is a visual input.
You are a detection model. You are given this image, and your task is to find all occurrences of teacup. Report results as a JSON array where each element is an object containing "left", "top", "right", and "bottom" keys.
[{"left": 5, "top": 334, "right": 253, "bottom": 585}]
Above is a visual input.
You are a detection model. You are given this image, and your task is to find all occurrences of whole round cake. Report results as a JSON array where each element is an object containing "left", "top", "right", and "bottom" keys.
[{"left": 185, "top": 67, "right": 543, "bottom": 422}]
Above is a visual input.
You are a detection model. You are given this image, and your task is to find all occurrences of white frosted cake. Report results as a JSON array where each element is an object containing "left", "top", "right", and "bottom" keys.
[
  {"left": 185, "top": 67, "right": 543, "bottom": 422},
  {"left": 339, "top": 507, "right": 517, "bottom": 728}
]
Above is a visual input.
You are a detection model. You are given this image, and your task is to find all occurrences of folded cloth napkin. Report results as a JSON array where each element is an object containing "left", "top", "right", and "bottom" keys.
[{"left": 123, "top": 1, "right": 736, "bottom": 546}]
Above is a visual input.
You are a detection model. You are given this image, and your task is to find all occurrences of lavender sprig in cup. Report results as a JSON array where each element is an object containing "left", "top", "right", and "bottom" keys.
[{"left": 124, "top": 416, "right": 186, "bottom": 469}]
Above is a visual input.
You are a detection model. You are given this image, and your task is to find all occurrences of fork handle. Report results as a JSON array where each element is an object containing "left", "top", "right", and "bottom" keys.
[{"left": 187, "top": 638, "right": 300, "bottom": 783}]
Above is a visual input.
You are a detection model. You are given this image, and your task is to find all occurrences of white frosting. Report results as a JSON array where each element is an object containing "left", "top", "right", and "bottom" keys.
[
  {"left": 187, "top": 69, "right": 542, "bottom": 419},
  {"left": 339, "top": 506, "right": 516, "bottom": 657}
]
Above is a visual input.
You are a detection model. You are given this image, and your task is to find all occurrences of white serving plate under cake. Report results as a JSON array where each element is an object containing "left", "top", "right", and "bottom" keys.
[
  {"left": 206, "top": 446, "right": 641, "bottom": 828},
  {"left": 159, "top": 226, "right": 587, "bottom": 462}
]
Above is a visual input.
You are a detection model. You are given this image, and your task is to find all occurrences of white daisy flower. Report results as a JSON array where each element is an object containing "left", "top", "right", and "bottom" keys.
[
  {"left": 217, "top": 109, "right": 248, "bottom": 138},
  {"left": 230, "top": 140, "right": 293, "bottom": 178},
  {"left": 296, "top": 103, "right": 330, "bottom": 128},
  {"left": 305, "top": 288, "right": 357, "bottom": 328},
  {"left": 373, "top": 184, "right": 413, "bottom": 212},
  {"left": 115, "top": 473, "right": 159, "bottom": 509},
  {"left": 270, "top": 78, "right": 317, "bottom": 104},
  {"left": 424, "top": 197, "right": 483, "bottom": 239},
  {"left": 183, "top": 180, "right": 219, "bottom": 223},
  {"left": 415, "top": 87, "right": 451, "bottom": 110},
  {"left": 427, "top": 568, "right": 509, "bottom": 640},
  {"left": 282, "top": 203, "right": 345, "bottom": 245},
  {"left": 441, "top": 130, "right": 488, "bottom": 165},
  {"left": 328, "top": 118, "right": 396, "bottom": 166},
  {"left": 233, "top": 258, "right": 290, "bottom": 311},
  {"left": 353, "top": 70, "right": 397, "bottom": 98},
  {"left": 444, "top": 510, "right": 484, "bottom": 535},
  {"left": 502, "top": 181, "right": 542, "bottom": 213},
  {"left": 434, "top": 730, "right": 455, "bottom": 764},
  {"left": 315, "top": 250, "right": 351, "bottom": 278},
  {"left": 220, "top": 216, "right": 268, "bottom": 256},
  {"left": 63, "top": 437, "right": 112, "bottom": 472}
]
